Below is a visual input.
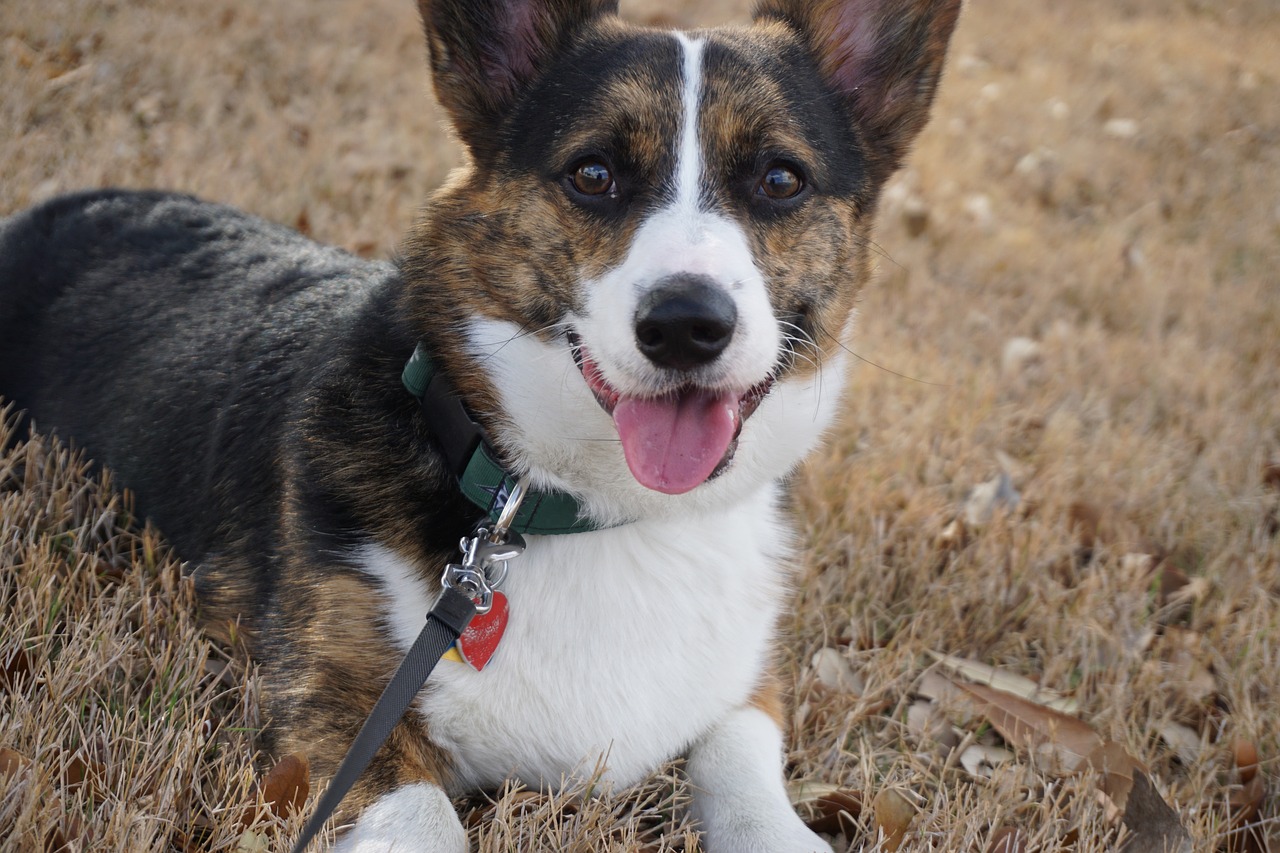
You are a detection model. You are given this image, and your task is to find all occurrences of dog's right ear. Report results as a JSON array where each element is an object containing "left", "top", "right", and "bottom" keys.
[{"left": 420, "top": 0, "right": 618, "bottom": 162}]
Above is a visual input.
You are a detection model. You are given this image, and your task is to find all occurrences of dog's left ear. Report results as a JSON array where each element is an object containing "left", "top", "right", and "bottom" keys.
[
  {"left": 755, "top": 0, "right": 962, "bottom": 181},
  {"left": 420, "top": 0, "right": 619, "bottom": 163}
]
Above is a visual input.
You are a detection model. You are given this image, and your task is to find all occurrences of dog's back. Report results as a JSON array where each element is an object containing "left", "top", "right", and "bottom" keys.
[{"left": 0, "top": 190, "right": 393, "bottom": 562}]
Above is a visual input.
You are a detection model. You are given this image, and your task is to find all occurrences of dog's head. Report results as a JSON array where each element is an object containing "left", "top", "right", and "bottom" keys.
[{"left": 401, "top": 0, "right": 960, "bottom": 523}]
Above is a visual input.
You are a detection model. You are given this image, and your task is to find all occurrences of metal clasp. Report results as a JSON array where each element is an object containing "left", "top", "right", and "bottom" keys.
[{"left": 441, "top": 476, "right": 530, "bottom": 614}]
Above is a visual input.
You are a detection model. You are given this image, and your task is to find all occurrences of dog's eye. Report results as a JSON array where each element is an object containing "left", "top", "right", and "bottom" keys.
[
  {"left": 571, "top": 161, "right": 615, "bottom": 196},
  {"left": 758, "top": 164, "right": 804, "bottom": 200}
]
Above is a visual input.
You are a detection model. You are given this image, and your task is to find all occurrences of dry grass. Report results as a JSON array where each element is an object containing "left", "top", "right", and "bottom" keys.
[{"left": 2, "top": 0, "right": 1278, "bottom": 850}]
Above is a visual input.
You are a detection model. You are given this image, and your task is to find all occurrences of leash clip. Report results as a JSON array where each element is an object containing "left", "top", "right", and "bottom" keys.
[{"left": 441, "top": 476, "right": 530, "bottom": 614}]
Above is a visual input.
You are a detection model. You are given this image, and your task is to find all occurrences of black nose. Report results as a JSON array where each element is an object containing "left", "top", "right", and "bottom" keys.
[{"left": 634, "top": 275, "right": 737, "bottom": 371}]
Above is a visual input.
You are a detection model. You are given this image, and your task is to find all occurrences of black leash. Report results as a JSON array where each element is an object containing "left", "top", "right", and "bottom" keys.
[
  {"left": 289, "top": 347, "right": 560, "bottom": 850},
  {"left": 289, "top": 587, "right": 475, "bottom": 853}
]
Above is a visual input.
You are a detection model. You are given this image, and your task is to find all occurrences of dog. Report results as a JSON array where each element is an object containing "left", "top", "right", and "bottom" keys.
[{"left": 0, "top": 0, "right": 960, "bottom": 849}]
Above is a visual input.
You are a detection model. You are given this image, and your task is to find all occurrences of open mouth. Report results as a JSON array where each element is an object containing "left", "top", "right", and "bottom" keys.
[{"left": 567, "top": 330, "right": 775, "bottom": 495}]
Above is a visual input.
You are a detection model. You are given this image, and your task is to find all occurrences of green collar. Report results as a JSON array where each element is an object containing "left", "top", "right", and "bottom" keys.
[{"left": 401, "top": 343, "right": 601, "bottom": 536}]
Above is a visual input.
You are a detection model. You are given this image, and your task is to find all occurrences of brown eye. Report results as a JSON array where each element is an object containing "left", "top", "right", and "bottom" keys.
[
  {"left": 571, "top": 161, "right": 614, "bottom": 196},
  {"left": 759, "top": 164, "right": 803, "bottom": 200}
]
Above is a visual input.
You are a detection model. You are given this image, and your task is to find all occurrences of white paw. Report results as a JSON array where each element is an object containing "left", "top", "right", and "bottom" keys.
[
  {"left": 687, "top": 707, "right": 834, "bottom": 853},
  {"left": 330, "top": 782, "right": 467, "bottom": 853},
  {"left": 697, "top": 803, "right": 833, "bottom": 853}
]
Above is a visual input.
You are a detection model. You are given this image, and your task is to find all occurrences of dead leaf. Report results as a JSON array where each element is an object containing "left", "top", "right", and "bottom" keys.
[
  {"left": 960, "top": 743, "right": 1016, "bottom": 779},
  {"left": 63, "top": 754, "right": 108, "bottom": 804},
  {"left": 1225, "top": 774, "right": 1267, "bottom": 853},
  {"left": 964, "top": 472, "right": 1021, "bottom": 527},
  {"left": 1229, "top": 775, "right": 1265, "bottom": 825},
  {"left": 1085, "top": 739, "right": 1145, "bottom": 810},
  {"left": 1231, "top": 739, "right": 1259, "bottom": 785},
  {"left": 811, "top": 647, "right": 864, "bottom": 695},
  {"left": 1262, "top": 460, "right": 1280, "bottom": 490},
  {"left": 261, "top": 752, "right": 309, "bottom": 821},
  {"left": 235, "top": 830, "right": 270, "bottom": 852},
  {"left": 907, "top": 699, "right": 961, "bottom": 753},
  {"left": 1120, "top": 771, "right": 1191, "bottom": 853},
  {"left": 953, "top": 681, "right": 1101, "bottom": 773},
  {"left": 1068, "top": 501, "right": 1103, "bottom": 549},
  {"left": 788, "top": 781, "right": 845, "bottom": 806},
  {"left": 0, "top": 747, "right": 32, "bottom": 780},
  {"left": 1, "top": 647, "right": 32, "bottom": 689},
  {"left": 1157, "top": 722, "right": 1204, "bottom": 766},
  {"left": 987, "top": 826, "right": 1028, "bottom": 853},
  {"left": 872, "top": 789, "right": 914, "bottom": 852},
  {"left": 243, "top": 752, "right": 310, "bottom": 827},
  {"left": 931, "top": 652, "right": 1078, "bottom": 713},
  {"left": 1152, "top": 627, "right": 1218, "bottom": 706},
  {"left": 803, "top": 789, "right": 864, "bottom": 837}
]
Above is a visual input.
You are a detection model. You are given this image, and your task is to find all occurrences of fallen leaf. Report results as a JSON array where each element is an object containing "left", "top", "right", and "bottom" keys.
[
  {"left": 872, "top": 789, "right": 914, "bottom": 852},
  {"left": 953, "top": 681, "right": 1100, "bottom": 773},
  {"left": 931, "top": 652, "right": 1078, "bottom": 713},
  {"left": 787, "top": 780, "right": 845, "bottom": 806},
  {"left": 987, "top": 826, "right": 1028, "bottom": 853},
  {"left": 1068, "top": 501, "right": 1103, "bottom": 549},
  {"left": 1157, "top": 722, "right": 1205, "bottom": 766},
  {"left": 1229, "top": 775, "right": 1265, "bottom": 825},
  {"left": 243, "top": 752, "right": 310, "bottom": 827},
  {"left": 811, "top": 647, "right": 864, "bottom": 695},
  {"left": 1230, "top": 739, "right": 1259, "bottom": 785},
  {"left": 1120, "top": 771, "right": 1191, "bottom": 853},
  {"left": 1262, "top": 460, "right": 1280, "bottom": 490},
  {"left": 1, "top": 647, "right": 32, "bottom": 690},
  {"left": 261, "top": 752, "right": 309, "bottom": 821},
  {"left": 907, "top": 699, "right": 962, "bottom": 753},
  {"left": 1085, "top": 739, "right": 1145, "bottom": 810},
  {"left": 235, "top": 830, "right": 270, "bottom": 852},
  {"left": 1153, "top": 627, "right": 1218, "bottom": 705},
  {"left": 960, "top": 743, "right": 1016, "bottom": 779},
  {"left": 803, "top": 789, "right": 864, "bottom": 837},
  {"left": 0, "top": 747, "right": 31, "bottom": 780},
  {"left": 964, "top": 472, "right": 1021, "bottom": 527}
]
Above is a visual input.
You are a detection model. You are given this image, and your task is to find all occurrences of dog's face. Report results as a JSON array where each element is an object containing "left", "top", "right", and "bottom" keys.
[{"left": 402, "top": 0, "right": 959, "bottom": 523}]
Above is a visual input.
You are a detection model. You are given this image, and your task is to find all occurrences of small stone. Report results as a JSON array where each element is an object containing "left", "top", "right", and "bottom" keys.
[
  {"left": 1104, "top": 118, "right": 1139, "bottom": 139},
  {"left": 963, "top": 193, "right": 993, "bottom": 227},
  {"left": 1001, "top": 337, "right": 1043, "bottom": 376},
  {"left": 964, "top": 472, "right": 1021, "bottom": 527}
]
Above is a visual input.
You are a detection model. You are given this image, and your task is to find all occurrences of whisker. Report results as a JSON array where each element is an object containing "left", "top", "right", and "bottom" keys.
[{"left": 811, "top": 318, "right": 950, "bottom": 388}]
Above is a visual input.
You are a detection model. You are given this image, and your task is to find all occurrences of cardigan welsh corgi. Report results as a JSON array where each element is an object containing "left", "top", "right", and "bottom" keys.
[{"left": 0, "top": 0, "right": 960, "bottom": 849}]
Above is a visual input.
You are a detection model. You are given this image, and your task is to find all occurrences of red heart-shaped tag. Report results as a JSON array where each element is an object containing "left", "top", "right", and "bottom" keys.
[{"left": 456, "top": 590, "right": 508, "bottom": 671}]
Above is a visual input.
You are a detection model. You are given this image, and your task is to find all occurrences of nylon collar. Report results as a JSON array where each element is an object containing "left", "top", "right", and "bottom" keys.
[{"left": 401, "top": 343, "right": 600, "bottom": 535}]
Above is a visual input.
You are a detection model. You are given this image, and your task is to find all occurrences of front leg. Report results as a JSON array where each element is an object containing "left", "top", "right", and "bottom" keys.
[
  {"left": 686, "top": 685, "right": 832, "bottom": 853},
  {"left": 260, "top": 570, "right": 468, "bottom": 852},
  {"left": 331, "top": 782, "right": 467, "bottom": 853}
]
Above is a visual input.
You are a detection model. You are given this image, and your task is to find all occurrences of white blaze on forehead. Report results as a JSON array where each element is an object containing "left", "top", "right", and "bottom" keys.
[
  {"left": 567, "top": 30, "right": 780, "bottom": 397},
  {"left": 673, "top": 32, "right": 706, "bottom": 213}
]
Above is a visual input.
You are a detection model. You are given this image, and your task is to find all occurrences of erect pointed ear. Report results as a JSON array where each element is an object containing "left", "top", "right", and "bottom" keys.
[
  {"left": 420, "top": 0, "right": 618, "bottom": 162},
  {"left": 754, "top": 0, "right": 961, "bottom": 180}
]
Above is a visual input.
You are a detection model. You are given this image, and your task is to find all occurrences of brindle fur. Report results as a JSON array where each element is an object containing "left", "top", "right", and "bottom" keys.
[{"left": 0, "top": 0, "right": 960, "bottom": 832}]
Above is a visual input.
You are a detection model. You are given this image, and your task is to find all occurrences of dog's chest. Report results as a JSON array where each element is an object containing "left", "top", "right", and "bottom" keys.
[{"left": 360, "top": 487, "right": 792, "bottom": 792}]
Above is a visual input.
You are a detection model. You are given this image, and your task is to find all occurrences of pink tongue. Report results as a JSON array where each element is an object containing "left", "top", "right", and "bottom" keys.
[{"left": 612, "top": 388, "right": 739, "bottom": 494}]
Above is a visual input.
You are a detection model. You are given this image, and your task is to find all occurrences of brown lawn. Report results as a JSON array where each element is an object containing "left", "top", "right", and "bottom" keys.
[{"left": 2, "top": 0, "right": 1278, "bottom": 850}]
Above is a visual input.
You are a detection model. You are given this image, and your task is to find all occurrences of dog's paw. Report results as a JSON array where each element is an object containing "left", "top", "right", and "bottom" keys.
[
  {"left": 330, "top": 782, "right": 467, "bottom": 853},
  {"left": 699, "top": 809, "right": 834, "bottom": 853}
]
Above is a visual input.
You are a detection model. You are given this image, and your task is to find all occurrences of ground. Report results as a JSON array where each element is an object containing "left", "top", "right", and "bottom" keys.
[{"left": 1, "top": 0, "right": 1278, "bottom": 850}]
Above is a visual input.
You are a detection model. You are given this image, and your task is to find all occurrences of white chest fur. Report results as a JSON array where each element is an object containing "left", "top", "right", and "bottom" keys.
[{"left": 357, "top": 485, "right": 793, "bottom": 793}]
